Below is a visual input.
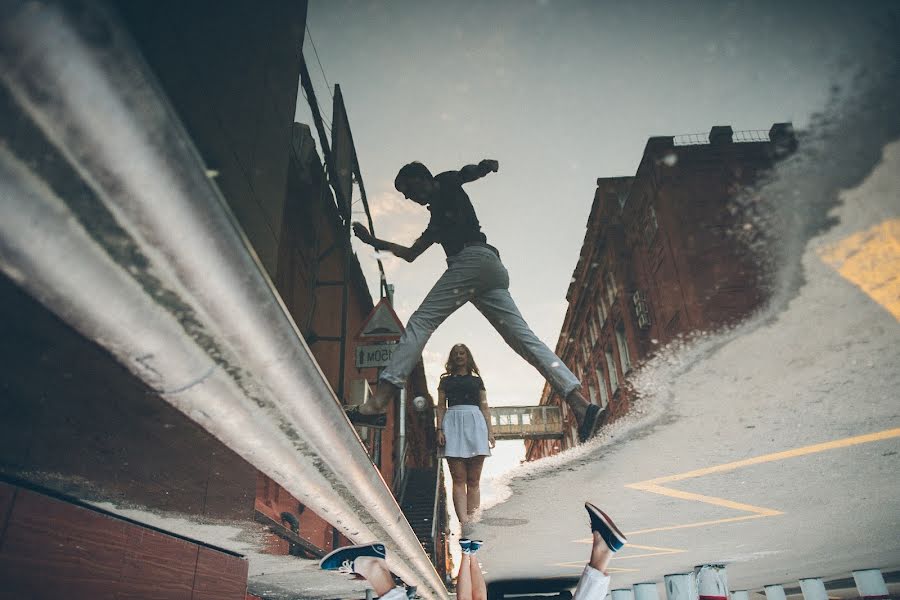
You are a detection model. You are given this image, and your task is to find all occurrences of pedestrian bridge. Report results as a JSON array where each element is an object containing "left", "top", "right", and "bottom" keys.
[{"left": 489, "top": 405, "right": 565, "bottom": 439}]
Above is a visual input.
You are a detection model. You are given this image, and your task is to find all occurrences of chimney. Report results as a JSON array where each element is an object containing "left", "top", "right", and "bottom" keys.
[
  {"left": 768, "top": 122, "right": 798, "bottom": 156},
  {"left": 709, "top": 125, "right": 734, "bottom": 145},
  {"left": 644, "top": 136, "right": 675, "bottom": 158}
]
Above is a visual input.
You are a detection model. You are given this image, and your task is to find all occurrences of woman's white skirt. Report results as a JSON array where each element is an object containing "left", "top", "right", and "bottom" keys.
[{"left": 440, "top": 405, "right": 491, "bottom": 459}]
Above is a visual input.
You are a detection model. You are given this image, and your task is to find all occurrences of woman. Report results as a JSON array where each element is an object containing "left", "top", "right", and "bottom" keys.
[{"left": 437, "top": 343, "right": 495, "bottom": 525}]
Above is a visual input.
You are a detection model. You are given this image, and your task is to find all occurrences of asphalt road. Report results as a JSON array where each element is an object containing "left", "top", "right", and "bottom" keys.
[{"left": 471, "top": 140, "right": 900, "bottom": 597}]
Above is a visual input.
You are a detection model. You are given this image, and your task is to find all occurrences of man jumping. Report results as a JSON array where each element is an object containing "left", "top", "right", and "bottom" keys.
[{"left": 349, "top": 159, "right": 602, "bottom": 442}]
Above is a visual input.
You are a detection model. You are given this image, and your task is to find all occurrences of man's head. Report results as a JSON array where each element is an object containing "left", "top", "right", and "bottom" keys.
[{"left": 395, "top": 162, "right": 435, "bottom": 205}]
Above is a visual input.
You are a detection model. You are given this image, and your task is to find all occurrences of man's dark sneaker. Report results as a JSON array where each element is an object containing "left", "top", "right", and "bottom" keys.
[
  {"left": 469, "top": 539, "right": 483, "bottom": 553},
  {"left": 319, "top": 542, "right": 386, "bottom": 573},
  {"left": 577, "top": 403, "right": 601, "bottom": 443},
  {"left": 585, "top": 502, "right": 627, "bottom": 552},
  {"left": 459, "top": 538, "right": 473, "bottom": 554},
  {"left": 346, "top": 405, "right": 387, "bottom": 429}
]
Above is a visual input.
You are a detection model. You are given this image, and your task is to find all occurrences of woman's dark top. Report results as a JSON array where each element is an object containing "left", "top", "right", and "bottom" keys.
[{"left": 439, "top": 373, "right": 485, "bottom": 407}]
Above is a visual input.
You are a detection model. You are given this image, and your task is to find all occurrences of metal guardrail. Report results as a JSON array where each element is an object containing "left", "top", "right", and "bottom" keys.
[
  {"left": 490, "top": 406, "right": 565, "bottom": 440},
  {"left": 0, "top": 3, "right": 447, "bottom": 598}
]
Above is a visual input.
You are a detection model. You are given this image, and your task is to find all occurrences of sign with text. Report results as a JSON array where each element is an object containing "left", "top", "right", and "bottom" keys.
[{"left": 355, "top": 342, "right": 398, "bottom": 369}]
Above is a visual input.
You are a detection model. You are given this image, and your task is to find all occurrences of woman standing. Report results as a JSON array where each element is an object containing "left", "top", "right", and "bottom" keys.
[{"left": 437, "top": 343, "right": 495, "bottom": 525}]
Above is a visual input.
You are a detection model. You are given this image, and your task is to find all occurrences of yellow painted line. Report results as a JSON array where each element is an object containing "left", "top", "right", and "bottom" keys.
[
  {"left": 554, "top": 543, "right": 683, "bottom": 572},
  {"left": 551, "top": 561, "right": 640, "bottom": 573},
  {"left": 609, "top": 543, "right": 685, "bottom": 561},
  {"left": 576, "top": 515, "right": 768, "bottom": 539},
  {"left": 642, "top": 427, "right": 900, "bottom": 485},
  {"left": 626, "top": 483, "right": 782, "bottom": 516},
  {"left": 625, "top": 428, "right": 900, "bottom": 536},
  {"left": 818, "top": 219, "right": 900, "bottom": 321},
  {"left": 623, "top": 514, "right": 766, "bottom": 536}
]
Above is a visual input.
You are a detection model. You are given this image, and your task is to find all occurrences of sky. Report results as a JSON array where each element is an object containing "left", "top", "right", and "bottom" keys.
[{"left": 295, "top": 0, "right": 878, "bottom": 474}]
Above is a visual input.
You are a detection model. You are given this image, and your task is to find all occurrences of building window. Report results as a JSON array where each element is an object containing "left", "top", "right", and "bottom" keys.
[
  {"left": 588, "top": 316, "right": 599, "bottom": 346},
  {"left": 615, "top": 322, "right": 631, "bottom": 373},
  {"left": 595, "top": 369, "right": 609, "bottom": 407},
  {"left": 588, "top": 383, "right": 598, "bottom": 406},
  {"left": 605, "top": 271, "right": 618, "bottom": 306},
  {"left": 581, "top": 336, "right": 591, "bottom": 363},
  {"left": 644, "top": 204, "right": 659, "bottom": 243},
  {"left": 605, "top": 347, "right": 619, "bottom": 393},
  {"left": 598, "top": 294, "right": 607, "bottom": 326}
]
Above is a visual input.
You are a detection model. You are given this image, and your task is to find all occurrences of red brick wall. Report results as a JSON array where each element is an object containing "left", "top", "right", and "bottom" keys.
[{"left": 0, "top": 481, "right": 248, "bottom": 600}]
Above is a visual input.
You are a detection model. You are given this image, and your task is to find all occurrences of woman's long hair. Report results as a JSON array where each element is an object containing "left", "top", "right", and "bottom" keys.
[{"left": 442, "top": 343, "right": 481, "bottom": 377}]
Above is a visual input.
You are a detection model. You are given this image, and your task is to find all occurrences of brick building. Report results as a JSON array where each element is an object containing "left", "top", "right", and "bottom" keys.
[{"left": 526, "top": 124, "right": 797, "bottom": 460}]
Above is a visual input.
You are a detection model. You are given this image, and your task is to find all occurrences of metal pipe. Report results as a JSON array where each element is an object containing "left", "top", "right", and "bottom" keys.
[
  {"left": 399, "top": 387, "right": 407, "bottom": 487},
  {"left": 0, "top": 2, "right": 446, "bottom": 598}
]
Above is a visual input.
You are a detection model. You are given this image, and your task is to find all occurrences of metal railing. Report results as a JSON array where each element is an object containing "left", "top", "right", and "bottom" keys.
[
  {"left": 0, "top": 3, "right": 447, "bottom": 597},
  {"left": 673, "top": 128, "right": 771, "bottom": 146}
]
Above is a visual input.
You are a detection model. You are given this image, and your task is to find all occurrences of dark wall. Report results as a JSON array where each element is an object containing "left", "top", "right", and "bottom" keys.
[
  {"left": 0, "top": 274, "right": 258, "bottom": 521},
  {"left": 0, "top": 481, "right": 248, "bottom": 600},
  {"left": 114, "top": 0, "right": 309, "bottom": 276}
]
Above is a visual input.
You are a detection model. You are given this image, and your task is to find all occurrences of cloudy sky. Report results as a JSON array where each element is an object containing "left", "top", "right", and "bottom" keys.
[{"left": 295, "top": 0, "right": 882, "bottom": 468}]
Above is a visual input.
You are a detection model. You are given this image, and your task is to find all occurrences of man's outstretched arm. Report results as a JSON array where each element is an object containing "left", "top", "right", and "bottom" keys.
[
  {"left": 457, "top": 159, "right": 499, "bottom": 184},
  {"left": 353, "top": 222, "right": 433, "bottom": 263}
]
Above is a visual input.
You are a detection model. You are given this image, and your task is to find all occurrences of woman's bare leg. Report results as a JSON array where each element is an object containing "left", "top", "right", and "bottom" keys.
[
  {"left": 469, "top": 549, "right": 488, "bottom": 600},
  {"left": 457, "top": 552, "right": 473, "bottom": 600},
  {"left": 465, "top": 456, "right": 486, "bottom": 519},
  {"left": 353, "top": 556, "right": 397, "bottom": 597},
  {"left": 448, "top": 458, "right": 469, "bottom": 524}
]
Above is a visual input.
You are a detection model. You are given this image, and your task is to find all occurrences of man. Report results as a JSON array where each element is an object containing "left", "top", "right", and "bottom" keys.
[
  {"left": 319, "top": 501, "right": 627, "bottom": 599},
  {"left": 350, "top": 159, "right": 601, "bottom": 442}
]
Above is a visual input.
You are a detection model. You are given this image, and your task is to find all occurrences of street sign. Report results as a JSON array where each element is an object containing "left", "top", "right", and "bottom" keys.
[
  {"left": 355, "top": 342, "right": 398, "bottom": 369},
  {"left": 356, "top": 297, "right": 404, "bottom": 342}
]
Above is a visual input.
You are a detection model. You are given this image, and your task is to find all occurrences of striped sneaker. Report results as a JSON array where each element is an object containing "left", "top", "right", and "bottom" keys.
[
  {"left": 459, "top": 538, "right": 473, "bottom": 554},
  {"left": 585, "top": 502, "right": 627, "bottom": 552},
  {"left": 319, "top": 542, "right": 386, "bottom": 574},
  {"left": 469, "top": 539, "right": 483, "bottom": 553}
]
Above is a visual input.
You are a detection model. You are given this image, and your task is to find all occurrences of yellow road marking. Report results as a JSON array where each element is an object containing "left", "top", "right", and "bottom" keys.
[
  {"left": 818, "top": 219, "right": 900, "bottom": 321},
  {"left": 624, "top": 428, "right": 900, "bottom": 536},
  {"left": 553, "top": 543, "right": 684, "bottom": 571},
  {"left": 551, "top": 561, "right": 641, "bottom": 573}
]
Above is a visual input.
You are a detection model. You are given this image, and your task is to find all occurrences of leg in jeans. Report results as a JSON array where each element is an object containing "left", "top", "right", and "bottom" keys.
[
  {"left": 573, "top": 531, "right": 613, "bottom": 600},
  {"left": 472, "top": 287, "right": 590, "bottom": 420},
  {"left": 365, "top": 260, "right": 477, "bottom": 412}
]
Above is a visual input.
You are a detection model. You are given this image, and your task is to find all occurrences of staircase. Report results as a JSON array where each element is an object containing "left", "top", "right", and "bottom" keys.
[{"left": 400, "top": 466, "right": 441, "bottom": 560}]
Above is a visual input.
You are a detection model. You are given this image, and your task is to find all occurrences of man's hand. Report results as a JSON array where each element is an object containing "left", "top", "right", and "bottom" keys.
[
  {"left": 352, "top": 221, "right": 374, "bottom": 245},
  {"left": 479, "top": 159, "right": 499, "bottom": 173},
  {"left": 488, "top": 433, "right": 496, "bottom": 448},
  {"left": 437, "top": 430, "right": 446, "bottom": 446}
]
